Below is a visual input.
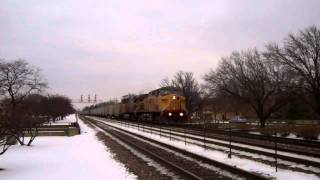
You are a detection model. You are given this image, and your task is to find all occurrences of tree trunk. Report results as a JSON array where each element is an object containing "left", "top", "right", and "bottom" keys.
[
  {"left": 260, "top": 119, "right": 266, "bottom": 128},
  {"left": 255, "top": 104, "right": 266, "bottom": 128},
  {"left": 27, "top": 128, "right": 38, "bottom": 146},
  {"left": 15, "top": 135, "right": 25, "bottom": 145},
  {"left": 27, "top": 136, "right": 36, "bottom": 146},
  {"left": 315, "top": 95, "right": 320, "bottom": 117}
]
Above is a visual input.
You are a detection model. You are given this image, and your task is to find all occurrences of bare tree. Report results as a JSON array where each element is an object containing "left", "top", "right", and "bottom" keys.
[
  {"left": 0, "top": 60, "right": 10, "bottom": 154},
  {"left": 0, "top": 59, "right": 47, "bottom": 145},
  {"left": 6, "top": 94, "right": 73, "bottom": 146},
  {"left": 161, "top": 71, "right": 203, "bottom": 118},
  {"left": 160, "top": 77, "right": 171, "bottom": 87},
  {"left": 204, "top": 49, "right": 294, "bottom": 127},
  {"left": 22, "top": 94, "right": 50, "bottom": 146},
  {"left": 23, "top": 115, "right": 46, "bottom": 146},
  {"left": 205, "top": 91, "right": 249, "bottom": 122},
  {"left": 0, "top": 122, "right": 10, "bottom": 155},
  {"left": 2, "top": 102, "right": 46, "bottom": 146},
  {"left": 0, "top": 59, "right": 6, "bottom": 96},
  {"left": 1, "top": 102, "right": 29, "bottom": 145},
  {"left": 44, "top": 95, "right": 75, "bottom": 122},
  {"left": 265, "top": 26, "right": 320, "bottom": 116},
  {"left": 0, "top": 59, "right": 47, "bottom": 111}
]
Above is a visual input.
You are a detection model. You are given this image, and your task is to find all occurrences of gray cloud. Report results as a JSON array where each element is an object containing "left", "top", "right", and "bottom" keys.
[{"left": 1, "top": 0, "right": 320, "bottom": 102}]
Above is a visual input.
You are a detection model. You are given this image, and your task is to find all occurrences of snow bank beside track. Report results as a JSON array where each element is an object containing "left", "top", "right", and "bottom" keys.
[{"left": 0, "top": 114, "right": 136, "bottom": 180}]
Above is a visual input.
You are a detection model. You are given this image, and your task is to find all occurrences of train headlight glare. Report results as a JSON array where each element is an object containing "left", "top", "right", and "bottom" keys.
[
  {"left": 179, "top": 112, "right": 184, "bottom": 117},
  {"left": 168, "top": 112, "right": 172, "bottom": 116},
  {"left": 173, "top": 95, "right": 176, "bottom": 100}
]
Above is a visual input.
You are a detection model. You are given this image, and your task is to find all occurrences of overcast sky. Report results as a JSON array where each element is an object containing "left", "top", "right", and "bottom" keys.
[{"left": 1, "top": 0, "right": 320, "bottom": 102}]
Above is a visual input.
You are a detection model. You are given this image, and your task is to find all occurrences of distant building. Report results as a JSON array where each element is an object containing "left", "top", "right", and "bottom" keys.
[{"left": 190, "top": 98, "right": 255, "bottom": 122}]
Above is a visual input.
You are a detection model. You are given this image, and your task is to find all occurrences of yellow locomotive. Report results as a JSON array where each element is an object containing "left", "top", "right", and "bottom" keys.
[{"left": 82, "top": 87, "right": 188, "bottom": 123}]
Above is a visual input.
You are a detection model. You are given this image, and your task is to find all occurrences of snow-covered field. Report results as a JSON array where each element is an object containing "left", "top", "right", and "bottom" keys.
[{"left": 0, "top": 114, "right": 136, "bottom": 180}]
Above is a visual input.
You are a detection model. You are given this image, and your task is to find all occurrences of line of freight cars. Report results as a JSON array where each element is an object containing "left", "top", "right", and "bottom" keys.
[{"left": 81, "top": 87, "right": 188, "bottom": 123}]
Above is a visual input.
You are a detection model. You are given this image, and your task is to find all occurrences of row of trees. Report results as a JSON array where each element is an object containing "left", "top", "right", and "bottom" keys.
[
  {"left": 0, "top": 59, "right": 75, "bottom": 155},
  {"left": 163, "top": 26, "right": 320, "bottom": 127},
  {"left": 24, "top": 94, "right": 75, "bottom": 122}
]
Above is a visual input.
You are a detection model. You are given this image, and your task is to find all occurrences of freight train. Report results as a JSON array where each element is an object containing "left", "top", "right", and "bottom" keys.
[{"left": 81, "top": 87, "right": 188, "bottom": 123}]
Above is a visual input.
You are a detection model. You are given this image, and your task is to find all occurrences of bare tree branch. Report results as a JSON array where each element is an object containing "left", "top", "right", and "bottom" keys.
[
  {"left": 265, "top": 25, "right": 320, "bottom": 115},
  {"left": 204, "top": 49, "right": 294, "bottom": 127}
]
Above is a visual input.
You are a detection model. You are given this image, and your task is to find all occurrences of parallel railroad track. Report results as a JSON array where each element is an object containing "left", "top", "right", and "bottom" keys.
[
  {"left": 85, "top": 117, "right": 268, "bottom": 180},
  {"left": 170, "top": 127, "right": 320, "bottom": 159},
  {"left": 184, "top": 125, "right": 320, "bottom": 152},
  {"left": 94, "top": 117, "right": 320, "bottom": 169}
]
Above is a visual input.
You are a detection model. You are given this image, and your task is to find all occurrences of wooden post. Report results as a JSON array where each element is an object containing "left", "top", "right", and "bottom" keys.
[
  {"left": 275, "top": 130, "right": 278, "bottom": 172},
  {"left": 184, "top": 128, "right": 187, "bottom": 145},
  {"left": 142, "top": 122, "right": 144, "bottom": 132},
  {"left": 203, "top": 123, "right": 206, "bottom": 150},
  {"left": 228, "top": 127, "right": 232, "bottom": 159}
]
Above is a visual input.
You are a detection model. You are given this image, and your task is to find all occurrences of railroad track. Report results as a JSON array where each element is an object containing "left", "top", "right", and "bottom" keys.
[
  {"left": 197, "top": 127, "right": 320, "bottom": 148},
  {"left": 167, "top": 127, "right": 320, "bottom": 160},
  {"left": 84, "top": 117, "right": 268, "bottom": 180},
  {"left": 91, "top": 117, "right": 320, "bottom": 171},
  {"left": 117, "top": 118, "right": 320, "bottom": 157},
  {"left": 183, "top": 125, "right": 320, "bottom": 155}
]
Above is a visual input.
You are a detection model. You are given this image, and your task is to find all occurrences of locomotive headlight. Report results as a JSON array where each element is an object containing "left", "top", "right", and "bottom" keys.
[
  {"left": 168, "top": 112, "right": 172, "bottom": 116},
  {"left": 179, "top": 112, "right": 184, "bottom": 117},
  {"left": 172, "top": 95, "right": 176, "bottom": 100}
]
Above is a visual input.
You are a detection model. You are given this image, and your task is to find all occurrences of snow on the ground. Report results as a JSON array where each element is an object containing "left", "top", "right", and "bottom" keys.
[
  {"left": 248, "top": 131, "right": 261, "bottom": 135},
  {"left": 91, "top": 117, "right": 320, "bottom": 180},
  {"left": 55, "top": 115, "right": 78, "bottom": 123},
  {"left": 42, "top": 115, "right": 78, "bottom": 125},
  {"left": 0, "top": 114, "right": 136, "bottom": 180}
]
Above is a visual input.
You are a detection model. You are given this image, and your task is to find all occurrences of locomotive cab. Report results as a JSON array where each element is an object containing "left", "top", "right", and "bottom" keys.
[{"left": 149, "top": 87, "right": 188, "bottom": 122}]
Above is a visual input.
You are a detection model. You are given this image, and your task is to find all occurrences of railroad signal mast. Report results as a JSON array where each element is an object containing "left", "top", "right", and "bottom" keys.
[
  {"left": 71, "top": 94, "right": 102, "bottom": 111},
  {"left": 72, "top": 94, "right": 101, "bottom": 104}
]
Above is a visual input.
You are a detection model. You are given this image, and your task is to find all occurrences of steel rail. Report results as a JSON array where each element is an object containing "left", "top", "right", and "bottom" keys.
[
  {"left": 86, "top": 117, "right": 268, "bottom": 180},
  {"left": 102, "top": 118, "right": 320, "bottom": 168}
]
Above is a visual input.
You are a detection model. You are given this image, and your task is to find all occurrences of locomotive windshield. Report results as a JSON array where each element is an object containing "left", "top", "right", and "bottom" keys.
[
  {"left": 159, "top": 89, "right": 178, "bottom": 95},
  {"left": 149, "top": 87, "right": 182, "bottom": 96}
]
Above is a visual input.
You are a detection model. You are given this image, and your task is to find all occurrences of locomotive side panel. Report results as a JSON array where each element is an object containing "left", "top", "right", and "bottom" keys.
[{"left": 143, "top": 95, "right": 159, "bottom": 113}]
